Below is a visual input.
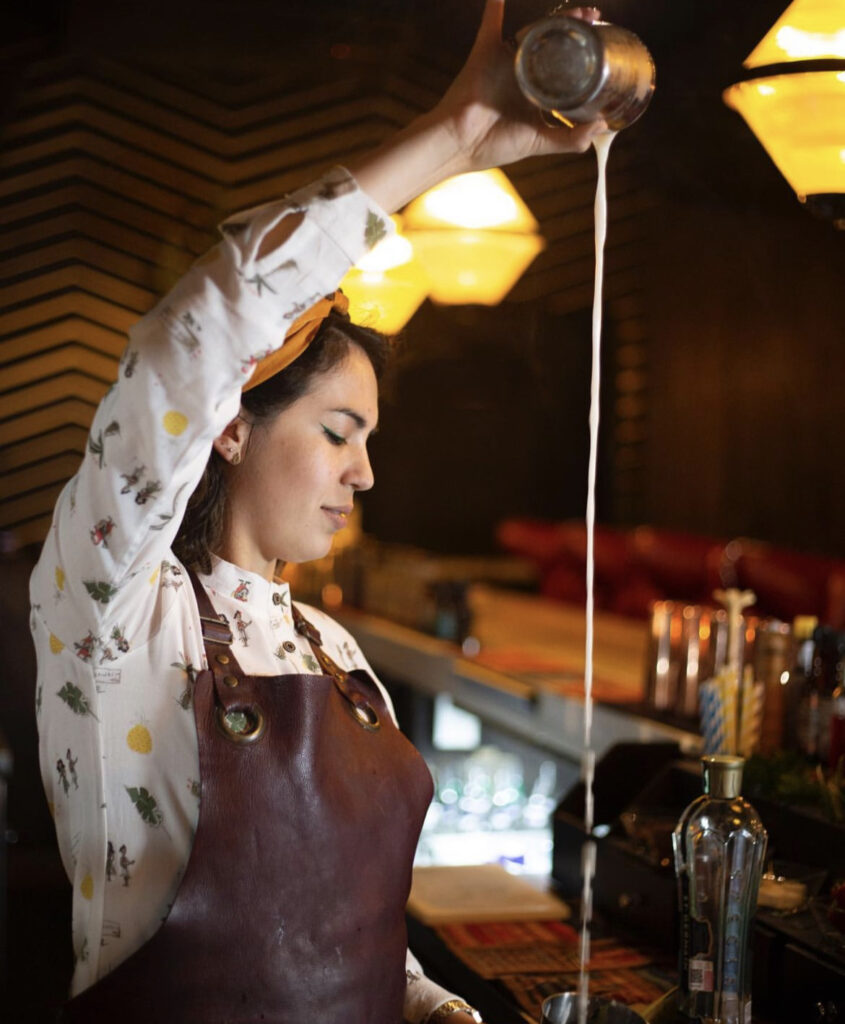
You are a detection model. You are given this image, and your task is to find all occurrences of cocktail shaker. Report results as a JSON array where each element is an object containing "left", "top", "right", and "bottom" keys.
[{"left": 515, "top": 12, "right": 655, "bottom": 130}]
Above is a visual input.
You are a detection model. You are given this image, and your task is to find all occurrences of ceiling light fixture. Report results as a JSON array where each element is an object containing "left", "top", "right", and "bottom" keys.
[{"left": 723, "top": 0, "right": 845, "bottom": 227}]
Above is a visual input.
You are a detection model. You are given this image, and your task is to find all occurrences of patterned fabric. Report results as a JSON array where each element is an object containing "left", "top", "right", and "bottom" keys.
[{"left": 30, "top": 167, "right": 455, "bottom": 1022}]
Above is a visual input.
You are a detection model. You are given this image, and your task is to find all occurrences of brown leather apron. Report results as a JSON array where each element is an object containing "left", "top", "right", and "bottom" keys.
[{"left": 63, "top": 572, "right": 433, "bottom": 1023}]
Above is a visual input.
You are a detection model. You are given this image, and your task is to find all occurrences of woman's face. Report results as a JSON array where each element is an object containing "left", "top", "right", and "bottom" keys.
[{"left": 216, "top": 344, "right": 377, "bottom": 579}]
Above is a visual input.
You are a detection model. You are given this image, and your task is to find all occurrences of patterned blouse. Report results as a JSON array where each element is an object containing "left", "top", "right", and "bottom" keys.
[{"left": 30, "top": 166, "right": 455, "bottom": 1021}]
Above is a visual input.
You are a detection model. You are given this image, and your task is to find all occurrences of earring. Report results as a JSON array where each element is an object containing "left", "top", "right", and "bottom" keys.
[{"left": 231, "top": 451, "right": 242, "bottom": 466}]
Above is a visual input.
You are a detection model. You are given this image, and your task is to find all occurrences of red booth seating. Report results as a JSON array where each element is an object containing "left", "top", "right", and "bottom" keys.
[{"left": 495, "top": 518, "right": 845, "bottom": 628}]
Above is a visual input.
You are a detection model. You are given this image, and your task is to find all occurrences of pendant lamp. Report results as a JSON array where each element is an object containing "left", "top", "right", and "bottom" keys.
[
  {"left": 723, "top": 0, "right": 845, "bottom": 227},
  {"left": 402, "top": 169, "right": 546, "bottom": 305},
  {"left": 340, "top": 217, "right": 429, "bottom": 333}
]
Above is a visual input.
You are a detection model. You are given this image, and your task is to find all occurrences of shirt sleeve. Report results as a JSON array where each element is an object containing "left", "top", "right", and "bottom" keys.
[
  {"left": 30, "top": 167, "right": 394, "bottom": 650},
  {"left": 404, "top": 947, "right": 461, "bottom": 1024}
]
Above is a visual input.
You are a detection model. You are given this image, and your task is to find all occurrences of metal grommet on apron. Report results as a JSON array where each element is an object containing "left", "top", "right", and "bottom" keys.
[
  {"left": 62, "top": 570, "right": 433, "bottom": 1024},
  {"left": 215, "top": 703, "right": 265, "bottom": 742}
]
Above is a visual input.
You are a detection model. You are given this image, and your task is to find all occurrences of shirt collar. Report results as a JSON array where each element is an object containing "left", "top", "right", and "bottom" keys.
[{"left": 203, "top": 553, "right": 291, "bottom": 608}]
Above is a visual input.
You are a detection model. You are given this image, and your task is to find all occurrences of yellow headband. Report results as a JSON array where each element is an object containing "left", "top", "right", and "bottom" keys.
[{"left": 243, "top": 290, "right": 350, "bottom": 392}]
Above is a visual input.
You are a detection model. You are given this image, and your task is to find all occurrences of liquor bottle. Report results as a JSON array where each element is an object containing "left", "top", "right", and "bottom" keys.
[
  {"left": 826, "top": 632, "right": 845, "bottom": 770},
  {"left": 673, "top": 756, "right": 768, "bottom": 1024},
  {"left": 514, "top": 12, "right": 655, "bottom": 130},
  {"left": 784, "top": 615, "right": 818, "bottom": 752},
  {"left": 752, "top": 619, "right": 791, "bottom": 754},
  {"left": 797, "top": 624, "right": 836, "bottom": 762}
]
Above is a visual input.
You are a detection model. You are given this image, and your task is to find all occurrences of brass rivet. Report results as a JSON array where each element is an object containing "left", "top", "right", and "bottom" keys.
[
  {"left": 216, "top": 654, "right": 230, "bottom": 665},
  {"left": 282, "top": 640, "right": 296, "bottom": 653},
  {"left": 223, "top": 674, "right": 239, "bottom": 688}
]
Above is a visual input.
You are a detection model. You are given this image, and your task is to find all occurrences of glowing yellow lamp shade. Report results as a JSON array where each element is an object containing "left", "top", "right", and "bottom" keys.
[
  {"left": 405, "top": 229, "right": 546, "bottom": 306},
  {"left": 745, "top": 0, "right": 845, "bottom": 66},
  {"left": 723, "top": 72, "right": 845, "bottom": 199},
  {"left": 403, "top": 168, "right": 540, "bottom": 232},
  {"left": 339, "top": 218, "right": 429, "bottom": 333},
  {"left": 341, "top": 262, "right": 429, "bottom": 334},
  {"left": 402, "top": 169, "right": 545, "bottom": 305}
]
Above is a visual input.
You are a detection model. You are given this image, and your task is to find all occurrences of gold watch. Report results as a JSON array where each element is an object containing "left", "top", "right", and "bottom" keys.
[{"left": 427, "top": 999, "right": 483, "bottom": 1023}]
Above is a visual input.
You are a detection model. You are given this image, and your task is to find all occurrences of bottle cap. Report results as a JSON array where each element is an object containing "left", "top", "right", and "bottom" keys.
[{"left": 701, "top": 755, "right": 744, "bottom": 799}]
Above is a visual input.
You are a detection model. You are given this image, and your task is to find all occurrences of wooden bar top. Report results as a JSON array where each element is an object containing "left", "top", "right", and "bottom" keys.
[
  {"left": 464, "top": 585, "right": 648, "bottom": 702},
  {"left": 337, "top": 586, "right": 700, "bottom": 762}
]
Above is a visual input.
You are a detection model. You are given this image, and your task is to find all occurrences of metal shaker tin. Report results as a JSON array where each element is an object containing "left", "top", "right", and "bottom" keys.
[{"left": 515, "top": 15, "right": 655, "bottom": 130}]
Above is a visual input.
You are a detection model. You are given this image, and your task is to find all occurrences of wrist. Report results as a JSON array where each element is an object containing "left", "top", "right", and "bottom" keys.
[
  {"left": 425, "top": 999, "right": 484, "bottom": 1024},
  {"left": 346, "top": 111, "right": 470, "bottom": 214}
]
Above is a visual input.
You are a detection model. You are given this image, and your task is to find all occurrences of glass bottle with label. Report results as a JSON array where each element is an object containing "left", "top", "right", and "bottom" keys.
[{"left": 672, "top": 756, "right": 767, "bottom": 1024}]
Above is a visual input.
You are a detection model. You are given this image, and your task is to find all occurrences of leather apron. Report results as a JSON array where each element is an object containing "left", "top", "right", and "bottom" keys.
[{"left": 63, "top": 572, "right": 434, "bottom": 1024}]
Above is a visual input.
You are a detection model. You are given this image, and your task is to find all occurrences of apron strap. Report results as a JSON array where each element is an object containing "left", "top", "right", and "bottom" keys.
[
  {"left": 292, "top": 604, "right": 381, "bottom": 730},
  {"left": 187, "top": 567, "right": 249, "bottom": 681},
  {"left": 187, "top": 569, "right": 265, "bottom": 741},
  {"left": 188, "top": 568, "right": 236, "bottom": 649},
  {"left": 186, "top": 568, "right": 380, "bottom": 731}
]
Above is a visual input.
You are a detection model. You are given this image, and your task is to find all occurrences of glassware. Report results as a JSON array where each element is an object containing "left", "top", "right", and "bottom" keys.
[
  {"left": 515, "top": 14, "right": 655, "bottom": 131},
  {"left": 675, "top": 605, "right": 704, "bottom": 719},
  {"left": 645, "top": 600, "right": 678, "bottom": 712},
  {"left": 752, "top": 620, "right": 791, "bottom": 753},
  {"left": 672, "top": 756, "right": 768, "bottom": 1024},
  {"left": 541, "top": 992, "right": 647, "bottom": 1024}
]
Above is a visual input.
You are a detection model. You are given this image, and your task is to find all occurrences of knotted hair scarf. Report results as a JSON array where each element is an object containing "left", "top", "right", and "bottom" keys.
[{"left": 243, "top": 290, "right": 350, "bottom": 392}]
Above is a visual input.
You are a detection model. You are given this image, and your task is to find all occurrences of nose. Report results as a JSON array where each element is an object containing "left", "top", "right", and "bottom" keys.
[{"left": 345, "top": 444, "right": 374, "bottom": 492}]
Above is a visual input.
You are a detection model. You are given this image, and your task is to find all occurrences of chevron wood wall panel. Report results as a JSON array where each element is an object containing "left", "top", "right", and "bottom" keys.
[{"left": 1, "top": 37, "right": 650, "bottom": 545}]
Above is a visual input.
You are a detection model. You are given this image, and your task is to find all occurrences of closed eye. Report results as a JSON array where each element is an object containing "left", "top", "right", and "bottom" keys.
[{"left": 321, "top": 424, "right": 346, "bottom": 446}]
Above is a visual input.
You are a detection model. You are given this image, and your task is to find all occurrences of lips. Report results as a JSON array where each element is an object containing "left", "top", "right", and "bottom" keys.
[{"left": 321, "top": 505, "right": 353, "bottom": 529}]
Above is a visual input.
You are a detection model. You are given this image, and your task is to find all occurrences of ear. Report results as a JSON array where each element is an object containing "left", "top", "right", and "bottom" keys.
[{"left": 212, "top": 409, "right": 252, "bottom": 464}]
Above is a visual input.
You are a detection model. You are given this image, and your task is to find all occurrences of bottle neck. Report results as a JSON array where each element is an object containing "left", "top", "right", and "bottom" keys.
[{"left": 702, "top": 755, "right": 744, "bottom": 799}]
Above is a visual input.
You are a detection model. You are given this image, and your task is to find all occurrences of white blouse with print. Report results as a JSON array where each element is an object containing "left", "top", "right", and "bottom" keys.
[{"left": 30, "top": 166, "right": 456, "bottom": 1022}]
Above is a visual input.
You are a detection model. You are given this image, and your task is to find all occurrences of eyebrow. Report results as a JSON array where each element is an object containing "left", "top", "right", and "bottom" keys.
[{"left": 330, "top": 407, "right": 378, "bottom": 434}]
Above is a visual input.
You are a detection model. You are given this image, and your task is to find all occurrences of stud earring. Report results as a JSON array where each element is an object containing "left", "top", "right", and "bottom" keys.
[{"left": 231, "top": 451, "right": 242, "bottom": 466}]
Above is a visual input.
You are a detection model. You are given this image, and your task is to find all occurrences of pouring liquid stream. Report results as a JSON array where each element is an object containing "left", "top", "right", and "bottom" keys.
[{"left": 577, "top": 128, "right": 616, "bottom": 1024}]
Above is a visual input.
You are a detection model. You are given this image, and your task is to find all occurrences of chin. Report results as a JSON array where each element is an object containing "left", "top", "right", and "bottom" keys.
[{"left": 284, "top": 539, "right": 333, "bottom": 566}]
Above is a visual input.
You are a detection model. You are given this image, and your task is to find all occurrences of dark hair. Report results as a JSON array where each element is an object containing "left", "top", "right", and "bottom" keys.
[{"left": 173, "top": 309, "right": 391, "bottom": 574}]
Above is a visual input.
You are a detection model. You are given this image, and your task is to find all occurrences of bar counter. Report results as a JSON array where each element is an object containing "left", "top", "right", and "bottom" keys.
[
  {"left": 336, "top": 584, "right": 700, "bottom": 763},
  {"left": 336, "top": 586, "right": 845, "bottom": 1023}
]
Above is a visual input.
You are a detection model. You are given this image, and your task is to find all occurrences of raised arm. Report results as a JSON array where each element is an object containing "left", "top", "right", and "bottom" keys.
[
  {"left": 31, "top": 0, "right": 604, "bottom": 657},
  {"left": 348, "top": 0, "right": 605, "bottom": 213},
  {"left": 30, "top": 169, "right": 392, "bottom": 646}
]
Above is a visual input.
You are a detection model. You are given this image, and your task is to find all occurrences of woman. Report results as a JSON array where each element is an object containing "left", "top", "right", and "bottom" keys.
[{"left": 31, "top": 2, "right": 605, "bottom": 1021}]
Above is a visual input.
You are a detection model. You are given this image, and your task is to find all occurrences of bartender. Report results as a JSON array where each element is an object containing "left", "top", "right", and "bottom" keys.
[{"left": 30, "top": 2, "right": 606, "bottom": 1021}]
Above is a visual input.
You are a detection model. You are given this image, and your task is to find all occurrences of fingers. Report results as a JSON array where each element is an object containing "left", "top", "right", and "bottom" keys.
[
  {"left": 565, "top": 119, "right": 610, "bottom": 152},
  {"left": 538, "top": 117, "right": 609, "bottom": 155},
  {"left": 566, "top": 7, "right": 601, "bottom": 23}
]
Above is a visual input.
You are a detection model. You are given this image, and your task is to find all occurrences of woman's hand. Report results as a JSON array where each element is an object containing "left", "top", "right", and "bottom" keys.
[
  {"left": 433, "top": 0, "right": 606, "bottom": 171},
  {"left": 348, "top": 0, "right": 605, "bottom": 213}
]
